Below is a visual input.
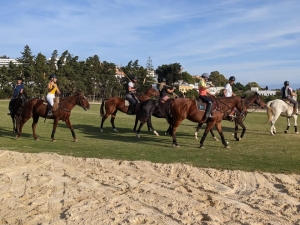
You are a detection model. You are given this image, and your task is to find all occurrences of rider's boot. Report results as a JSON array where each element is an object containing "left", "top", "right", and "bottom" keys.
[
  {"left": 204, "top": 102, "right": 213, "bottom": 119},
  {"left": 292, "top": 107, "right": 299, "bottom": 115},
  {"left": 127, "top": 104, "right": 132, "bottom": 115},
  {"left": 46, "top": 104, "right": 53, "bottom": 118}
]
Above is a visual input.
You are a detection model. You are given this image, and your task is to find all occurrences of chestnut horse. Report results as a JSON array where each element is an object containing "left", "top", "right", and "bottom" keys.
[
  {"left": 16, "top": 91, "right": 90, "bottom": 142},
  {"left": 9, "top": 92, "right": 28, "bottom": 133},
  {"left": 195, "top": 92, "right": 266, "bottom": 141},
  {"left": 100, "top": 86, "right": 159, "bottom": 132},
  {"left": 167, "top": 96, "right": 244, "bottom": 148}
]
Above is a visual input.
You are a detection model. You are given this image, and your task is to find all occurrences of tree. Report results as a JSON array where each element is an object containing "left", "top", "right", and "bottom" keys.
[{"left": 155, "top": 63, "right": 183, "bottom": 85}]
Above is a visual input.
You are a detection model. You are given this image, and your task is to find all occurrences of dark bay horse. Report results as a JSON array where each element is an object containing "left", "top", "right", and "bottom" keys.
[
  {"left": 16, "top": 91, "right": 90, "bottom": 142},
  {"left": 133, "top": 99, "right": 173, "bottom": 138},
  {"left": 100, "top": 86, "right": 159, "bottom": 132},
  {"left": 195, "top": 92, "right": 266, "bottom": 141},
  {"left": 10, "top": 92, "right": 28, "bottom": 133},
  {"left": 167, "top": 96, "right": 244, "bottom": 148}
]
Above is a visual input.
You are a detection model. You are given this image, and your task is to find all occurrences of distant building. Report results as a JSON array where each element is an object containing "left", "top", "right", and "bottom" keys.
[
  {"left": 251, "top": 87, "right": 276, "bottom": 96},
  {"left": 0, "top": 58, "right": 21, "bottom": 67}
]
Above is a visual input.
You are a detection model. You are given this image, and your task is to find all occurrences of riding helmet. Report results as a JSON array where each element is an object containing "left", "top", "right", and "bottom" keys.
[
  {"left": 284, "top": 81, "right": 289, "bottom": 86},
  {"left": 229, "top": 76, "right": 236, "bottom": 81},
  {"left": 201, "top": 73, "right": 209, "bottom": 79},
  {"left": 16, "top": 76, "right": 23, "bottom": 81},
  {"left": 49, "top": 74, "right": 57, "bottom": 80}
]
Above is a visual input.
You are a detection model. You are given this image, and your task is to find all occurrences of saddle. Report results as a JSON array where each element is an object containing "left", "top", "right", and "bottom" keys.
[
  {"left": 43, "top": 97, "right": 60, "bottom": 111},
  {"left": 282, "top": 99, "right": 294, "bottom": 106}
]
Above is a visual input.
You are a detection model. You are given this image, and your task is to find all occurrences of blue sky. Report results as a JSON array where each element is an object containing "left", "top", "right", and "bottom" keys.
[{"left": 1, "top": 0, "right": 300, "bottom": 88}]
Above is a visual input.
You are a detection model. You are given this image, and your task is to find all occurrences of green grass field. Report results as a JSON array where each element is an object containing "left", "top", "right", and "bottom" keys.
[{"left": 1, "top": 100, "right": 299, "bottom": 174}]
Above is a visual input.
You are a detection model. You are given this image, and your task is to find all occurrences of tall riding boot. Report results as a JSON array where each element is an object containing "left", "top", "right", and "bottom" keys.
[
  {"left": 127, "top": 104, "right": 132, "bottom": 115},
  {"left": 204, "top": 102, "right": 213, "bottom": 119},
  {"left": 46, "top": 104, "right": 53, "bottom": 118}
]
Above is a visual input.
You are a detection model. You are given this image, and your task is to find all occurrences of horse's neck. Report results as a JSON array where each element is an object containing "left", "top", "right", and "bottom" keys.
[{"left": 61, "top": 97, "right": 77, "bottom": 109}]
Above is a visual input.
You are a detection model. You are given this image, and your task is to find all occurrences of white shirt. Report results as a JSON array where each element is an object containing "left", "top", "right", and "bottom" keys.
[{"left": 224, "top": 83, "right": 233, "bottom": 97}]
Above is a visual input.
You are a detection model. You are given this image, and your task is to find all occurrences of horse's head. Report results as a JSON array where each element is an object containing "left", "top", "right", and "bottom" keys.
[
  {"left": 254, "top": 92, "right": 267, "bottom": 109},
  {"left": 146, "top": 86, "right": 159, "bottom": 98},
  {"left": 75, "top": 91, "right": 90, "bottom": 111}
]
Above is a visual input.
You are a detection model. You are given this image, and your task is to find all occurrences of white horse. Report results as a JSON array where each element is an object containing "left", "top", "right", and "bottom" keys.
[{"left": 267, "top": 98, "right": 298, "bottom": 135}]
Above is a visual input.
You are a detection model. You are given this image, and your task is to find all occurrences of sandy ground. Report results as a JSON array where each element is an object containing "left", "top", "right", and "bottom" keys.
[{"left": 0, "top": 150, "right": 299, "bottom": 225}]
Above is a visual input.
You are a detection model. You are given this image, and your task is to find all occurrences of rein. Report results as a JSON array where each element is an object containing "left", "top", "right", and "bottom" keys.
[{"left": 215, "top": 97, "right": 245, "bottom": 115}]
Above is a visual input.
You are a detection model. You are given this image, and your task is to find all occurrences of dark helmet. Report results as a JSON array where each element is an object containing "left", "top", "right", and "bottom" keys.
[
  {"left": 131, "top": 76, "right": 137, "bottom": 81},
  {"left": 201, "top": 73, "right": 209, "bottom": 79},
  {"left": 49, "top": 74, "right": 57, "bottom": 80},
  {"left": 284, "top": 81, "right": 289, "bottom": 86},
  {"left": 229, "top": 76, "right": 235, "bottom": 81},
  {"left": 16, "top": 76, "right": 23, "bottom": 81},
  {"left": 161, "top": 77, "right": 166, "bottom": 82}
]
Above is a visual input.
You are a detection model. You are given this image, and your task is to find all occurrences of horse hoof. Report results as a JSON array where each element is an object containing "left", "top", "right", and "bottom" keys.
[
  {"left": 199, "top": 145, "right": 204, "bottom": 149},
  {"left": 195, "top": 136, "right": 198, "bottom": 140},
  {"left": 284, "top": 130, "right": 288, "bottom": 134},
  {"left": 51, "top": 139, "right": 56, "bottom": 142},
  {"left": 172, "top": 144, "right": 179, "bottom": 148},
  {"left": 74, "top": 139, "right": 78, "bottom": 142},
  {"left": 113, "top": 128, "right": 119, "bottom": 133},
  {"left": 136, "top": 134, "right": 140, "bottom": 138},
  {"left": 100, "top": 129, "right": 103, "bottom": 133},
  {"left": 225, "top": 145, "right": 230, "bottom": 149},
  {"left": 296, "top": 132, "right": 299, "bottom": 134},
  {"left": 213, "top": 137, "right": 220, "bottom": 141}
]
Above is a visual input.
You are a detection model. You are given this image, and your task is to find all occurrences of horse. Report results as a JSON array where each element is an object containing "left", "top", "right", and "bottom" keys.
[
  {"left": 9, "top": 92, "right": 28, "bottom": 133},
  {"left": 167, "top": 95, "right": 245, "bottom": 148},
  {"left": 195, "top": 92, "right": 266, "bottom": 141},
  {"left": 100, "top": 86, "right": 159, "bottom": 133},
  {"left": 267, "top": 98, "right": 298, "bottom": 135},
  {"left": 16, "top": 91, "right": 90, "bottom": 142},
  {"left": 133, "top": 99, "right": 173, "bottom": 138}
]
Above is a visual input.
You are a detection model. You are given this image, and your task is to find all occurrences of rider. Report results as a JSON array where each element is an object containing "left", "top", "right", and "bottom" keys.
[
  {"left": 198, "top": 73, "right": 215, "bottom": 119},
  {"left": 46, "top": 74, "right": 61, "bottom": 117},
  {"left": 125, "top": 76, "right": 138, "bottom": 115},
  {"left": 281, "top": 81, "right": 298, "bottom": 115},
  {"left": 7, "top": 77, "right": 25, "bottom": 115},
  {"left": 223, "top": 76, "right": 237, "bottom": 118},
  {"left": 159, "top": 77, "right": 176, "bottom": 102}
]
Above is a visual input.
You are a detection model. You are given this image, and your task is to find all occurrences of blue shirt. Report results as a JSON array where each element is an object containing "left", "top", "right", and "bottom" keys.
[{"left": 12, "top": 84, "right": 24, "bottom": 98}]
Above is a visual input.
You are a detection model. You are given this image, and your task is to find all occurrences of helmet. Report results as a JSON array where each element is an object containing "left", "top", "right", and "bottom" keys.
[
  {"left": 201, "top": 73, "right": 209, "bottom": 79},
  {"left": 16, "top": 77, "right": 23, "bottom": 81},
  {"left": 131, "top": 76, "right": 137, "bottom": 81},
  {"left": 161, "top": 77, "right": 166, "bottom": 82},
  {"left": 229, "top": 76, "right": 235, "bottom": 81},
  {"left": 284, "top": 81, "right": 289, "bottom": 86},
  {"left": 49, "top": 74, "right": 57, "bottom": 80}
]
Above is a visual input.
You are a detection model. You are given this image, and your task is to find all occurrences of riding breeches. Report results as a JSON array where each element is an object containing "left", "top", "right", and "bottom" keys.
[
  {"left": 46, "top": 93, "right": 55, "bottom": 106},
  {"left": 126, "top": 94, "right": 138, "bottom": 105},
  {"left": 286, "top": 97, "right": 298, "bottom": 108}
]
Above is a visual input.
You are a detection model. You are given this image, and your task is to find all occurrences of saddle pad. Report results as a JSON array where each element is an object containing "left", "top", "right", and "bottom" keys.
[
  {"left": 124, "top": 100, "right": 130, "bottom": 107},
  {"left": 195, "top": 100, "right": 206, "bottom": 111}
]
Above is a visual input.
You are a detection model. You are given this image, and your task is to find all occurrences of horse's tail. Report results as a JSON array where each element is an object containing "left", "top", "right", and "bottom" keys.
[
  {"left": 266, "top": 101, "right": 273, "bottom": 122},
  {"left": 100, "top": 99, "right": 107, "bottom": 117}
]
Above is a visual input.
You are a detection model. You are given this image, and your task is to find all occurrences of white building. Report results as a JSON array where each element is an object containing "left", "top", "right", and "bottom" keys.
[
  {"left": 251, "top": 87, "right": 276, "bottom": 96},
  {"left": 0, "top": 58, "right": 21, "bottom": 67}
]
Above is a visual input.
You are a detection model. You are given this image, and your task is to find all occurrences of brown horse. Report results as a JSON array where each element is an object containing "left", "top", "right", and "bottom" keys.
[
  {"left": 195, "top": 92, "right": 266, "bottom": 141},
  {"left": 16, "top": 91, "right": 90, "bottom": 142},
  {"left": 100, "top": 86, "right": 159, "bottom": 132},
  {"left": 9, "top": 92, "right": 28, "bottom": 133},
  {"left": 167, "top": 95, "right": 245, "bottom": 148}
]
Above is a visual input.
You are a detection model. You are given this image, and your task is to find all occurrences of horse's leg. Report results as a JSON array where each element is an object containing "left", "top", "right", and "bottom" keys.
[
  {"left": 237, "top": 118, "right": 246, "bottom": 141},
  {"left": 100, "top": 113, "right": 110, "bottom": 132},
  {"left": 294, "top": 115, "right": 298, "bottom": 134},
  {"left": 270, "top": 112, "right": 280, "bottom": 135},
  {"left": 32, "top": 115, "right": 40, "bottom": 140},
  {"left": 214, "top": 122, "right": 229, "bottom": 148},
  {"left": 171, "top": 120, "right": 182, "bottom": 147},
  {"left": 210, "top": 128, "right": 218, "bottom": 141},
  {"left": 63, "top": 118, "right": 77, "bottom": 142},
  {"left": 199, "top": 122, "right": 215, "bottom": 148},
  {"left": 146, "top": 116, "right": 159, "bottom": 136},
  {"left": 194, "top": 123, "right": 202, "bottom": 140},
  {"left": 284, "top": 117, "right": 291, "bottom": 134},
  {"left": 16, "top": 115, "right": 30, "bottom": 138},
  {"left": 110, "top": 110, "right": 118, "bottom": 132}
]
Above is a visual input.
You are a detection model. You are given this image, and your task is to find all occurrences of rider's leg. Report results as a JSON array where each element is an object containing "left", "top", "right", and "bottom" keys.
[{"left": 205, "top": 101, "right": 213, "bottom": 119}]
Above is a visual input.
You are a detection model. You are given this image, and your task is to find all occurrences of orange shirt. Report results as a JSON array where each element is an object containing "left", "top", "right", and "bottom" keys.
[{"left": 198, "top": 78, "right": 207, "bottom": 96}]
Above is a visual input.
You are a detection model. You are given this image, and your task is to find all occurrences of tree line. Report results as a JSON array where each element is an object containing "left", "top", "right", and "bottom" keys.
[{"left": 0, "top": 45, "right": 285, "bottom": 103}]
